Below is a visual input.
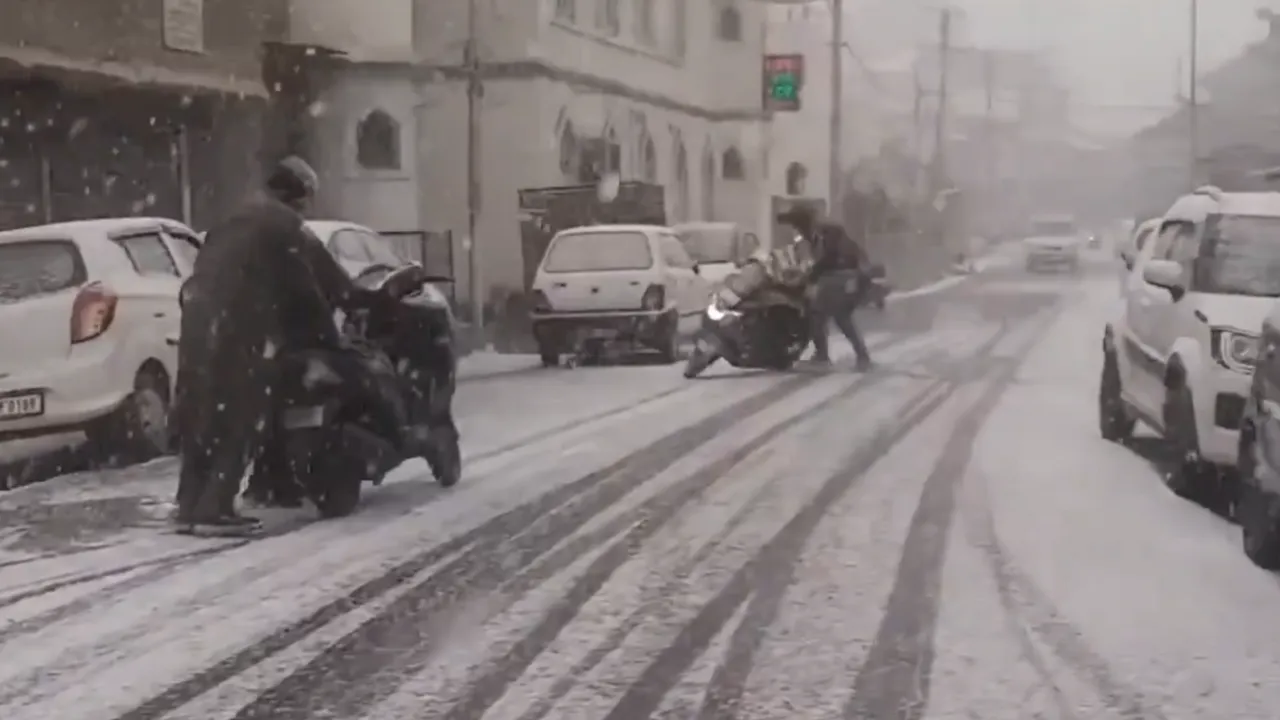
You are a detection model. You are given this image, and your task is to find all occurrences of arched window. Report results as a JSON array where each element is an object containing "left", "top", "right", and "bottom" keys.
[
  {"left": 605, "top": 126, "right": 621, "bottom": 174},
  {"left": 718, "top": 5, "right": 742, "bottom": 41},
  {"left": 701, "top": 145, "right": 715, "bottom": 219},
  {"left": 785, "top": 162, "right": 807, "bottom": 195},
  {"left": 641, "top": 134, "right": 657, "bottom": 182},
  {"left": 558, "top": 121, "right": 577, "bottom": 175},
  {"left": 721, "top": 146, "right": 744, "bottom": 179},
  {"left": 355, "top": 109, "right": 400, "bottom": 170},
  {"left": 673, "top": 139, "right": 689, "bottom": 222}
]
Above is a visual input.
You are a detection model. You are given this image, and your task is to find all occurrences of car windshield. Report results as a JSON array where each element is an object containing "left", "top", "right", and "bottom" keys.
[
  {"left": 1031, "top": 219, "right": 1076, "bottom": 236},
  {"left": 1194, "top": 214, "right": 1280, "bottom": 296},
  {"left": 676, "top": 226, "right": 735, "bottom": 263},
  {"left": 0, "top": 240, "right": 85, "bottom": 302},
  {"left": 366, "top": 233, "right": 408, "bottom": 267},
  {"left": 542, "top": 231, "right": 653, "bottom": 272}
]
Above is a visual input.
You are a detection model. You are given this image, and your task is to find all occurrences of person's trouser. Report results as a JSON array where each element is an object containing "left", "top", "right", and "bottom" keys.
[
  {"left": 176, "top": 382, "right": 272, "bottom": 520},
  {"left": 809, "top": 271, "right": 872, "bottom": 362}
]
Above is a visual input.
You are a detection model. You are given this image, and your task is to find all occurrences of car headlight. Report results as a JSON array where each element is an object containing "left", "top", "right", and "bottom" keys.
[{"left": 1212, "top": 328, "right": 1258, "bottom": 373}]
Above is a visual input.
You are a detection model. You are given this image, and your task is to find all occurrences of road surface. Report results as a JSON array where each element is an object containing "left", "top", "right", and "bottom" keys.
[{"left": 2, "top": 253, "right": 1277, "bottom": 719}]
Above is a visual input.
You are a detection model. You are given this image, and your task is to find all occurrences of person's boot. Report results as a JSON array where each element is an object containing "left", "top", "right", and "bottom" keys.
[
  {"left": 173, "top": 511, "right": 262, "bottom": 537},
  {"left": 855, "top": 356, "right": 875, "bottom": 372}
]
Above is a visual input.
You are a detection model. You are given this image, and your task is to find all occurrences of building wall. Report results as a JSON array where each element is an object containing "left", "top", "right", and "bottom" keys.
[
  {"left": 298, "top": 0, "right": 770, "bottom": 309},
  {"left": 3, "top": 0, "right": 285, "bottom": 86}
]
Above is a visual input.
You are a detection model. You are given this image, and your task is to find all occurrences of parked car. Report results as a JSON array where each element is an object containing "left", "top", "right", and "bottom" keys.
[
  {"left": 1101, "top": 186, "right": 1273, "bottom": 501},
  {"left": 1022, "top": 214, "right": 1082, "bottom": 272},
  {"left": 672, "top": 221, "right": 760, "bottom": 289},
  {"left": 304, "top": 219, "right": 456, "bottom": 320},
  {"left": 529, "top": 224, "right": 710, "bottom": 366},
  {"left": 0, "top": 218, "right": 202, "bottom": 460}
]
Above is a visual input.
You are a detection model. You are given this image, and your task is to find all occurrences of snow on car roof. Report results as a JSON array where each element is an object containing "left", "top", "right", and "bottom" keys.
[
  {"left": 0, "top": 217, "right": 191, "bottom": 244},
  {"left": 555, "top": 224, "right": 669, "bottom": 235}
]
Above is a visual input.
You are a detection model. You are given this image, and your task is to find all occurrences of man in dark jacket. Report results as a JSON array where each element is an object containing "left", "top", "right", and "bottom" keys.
[
  {"left": 173, "top": 157, "right": 388, "bottom": 536},
  {"left": 778, "top": 204, "right": 874, "bottom": 370}
]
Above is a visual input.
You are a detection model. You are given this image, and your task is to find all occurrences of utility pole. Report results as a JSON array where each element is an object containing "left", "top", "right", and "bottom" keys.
[
  {"left": 983, "top": 50, "right": 996, "bottom": 208},
  {"left": 828, "top": 0, "right": 843, "bottom": 213},
  {"left": 464, "top": 0, "right": 484, "bottom": 331},
  {"left": 1188, "top": 0, "right": 1199, "bottom": 188},
  {"left": 930, "top": 7, "right": 951, "bottom": 199}
]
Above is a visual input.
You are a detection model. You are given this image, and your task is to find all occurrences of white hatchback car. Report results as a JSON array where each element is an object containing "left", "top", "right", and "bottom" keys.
[
  {"left": 529, "top": 224, "right": 709, "bottom": 366},
  {"left": 0, "top": 217, "right": 201, "bottom": 460},
  {"left": 1101, "top": 186, "right": 1277, "bottom": 497}
]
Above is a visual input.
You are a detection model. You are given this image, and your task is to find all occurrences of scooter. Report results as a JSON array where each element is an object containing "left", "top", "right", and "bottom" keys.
[{"left": 275, "top": 264, "right": 462, "bottom": 517}]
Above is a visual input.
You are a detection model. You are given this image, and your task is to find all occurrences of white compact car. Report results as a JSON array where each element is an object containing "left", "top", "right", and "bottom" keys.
[
  {"left": 1101, "top": 186, "right": 1278, "bottom": 497},
  {"left": 0, "top": 218, "right": 202, "bottom": 460},
  {"left": 529, "top": 224, "right": 709, "bottom": 366},
  {"left": 1023, "top": 214, "right": 1082, "bottom": 272}
]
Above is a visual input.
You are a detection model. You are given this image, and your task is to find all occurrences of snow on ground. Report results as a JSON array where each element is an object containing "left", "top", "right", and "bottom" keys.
[{"left": 927, "top": 275, "right": 1280, "bottom": 719}]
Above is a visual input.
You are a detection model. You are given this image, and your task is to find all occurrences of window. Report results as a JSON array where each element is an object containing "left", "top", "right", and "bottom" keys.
[
  {"left": 1030, "top": 217, "right": 1077, "bottom": 236},
  {"left": 672, "top": 0, "right": 687, "bottom": 56},
  {"left": 356, "top": 110, "right": 400, "bottom": 170},
  {"left": 1152, "top": 220, "right": 1192, "bottom": 260},
  {"left": 635, "top": 0, "right": 655, "bottom": 44},
  {"left": 331, "top": 230, "right": 373, "bottom": 263},
  {"left": 117, "top": 233, "right": 179, "bottom": 276},
  {"left": 1192, "top": 214, "right": 1280, "bottom": 296},
  {"left": 0, "top": 240, "right": 85, "bottom": 301},
  {"left": 701, "top": 147, "right": 715, "bottom": 219},
  {"left": 542, "top": 231, "right": 654, "bottom": 272},
  {"left": 660, "top": 234, "right": 695, "bottom": 268},
  {"left": 721, "top": 147, "right": 744, "bottom": 179},
  {"left": 555, "top": 0, "right": 575, "bottom": 23},
  {"left": 641, "top": 136, "right": 657, "bottom": 182},
  {"left": 785, "top": 162, "right": 806, "bottom": 195},
  {"left": 597, "top": 0, "right": 620, "bottom": 35},
  {"left": 673, "top": 140, "right": 689, "bottom": 222},
  {"left": 165, "top": 230, "right": 201, "bottom": 269},
  {"left": 717, "top": 4, "right": 742, "bottom": 41},
  {"left": 559, "top": 122, "right": 577, "bottom": 175},
  {"left": 359, "top": 230, "right": 409, "bottom": 267},
  {"left": 676, "top": 225, "right": 736, "bottom": 263}
]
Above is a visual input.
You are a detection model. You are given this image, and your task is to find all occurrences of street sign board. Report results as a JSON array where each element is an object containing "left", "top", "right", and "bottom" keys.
[{"left": 763, "top": 54, "right": 804, "bottom": 112}]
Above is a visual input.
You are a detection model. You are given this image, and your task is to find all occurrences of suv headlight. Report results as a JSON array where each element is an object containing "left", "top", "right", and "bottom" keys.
[{"left": 1212, "top": 328, "right": 1258, "bottom": 373}]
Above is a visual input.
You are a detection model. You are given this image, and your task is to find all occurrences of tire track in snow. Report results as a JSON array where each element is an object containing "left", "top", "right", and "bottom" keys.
[
  {"left": 0, "top": 377, "right": 706, "bottom": 649},
  {"left": 107, "top": 372, "right": 824, "bottom": 720},
  {"left": 964, "top": 469, "right": 1170, "bottom": 720},
  {"left": 838, "top": 312, "right": 1056, "bottom": 720},
  {"left": 434, "top": 371, "right": 915, "bottom": 720},
  {"left": 591, "top": 318, "right": 1026, "bottom": 720}
]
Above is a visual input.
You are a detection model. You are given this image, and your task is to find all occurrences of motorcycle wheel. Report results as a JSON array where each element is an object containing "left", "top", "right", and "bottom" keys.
[
  {"left": 315, "top": 476, "right": 362, "bottom": 518},
  {"left": 683, "top": 347, "right": 719, "bottom": 378},
  {"left": 426, "top": 426, "right": 462, "bottom": 488}
]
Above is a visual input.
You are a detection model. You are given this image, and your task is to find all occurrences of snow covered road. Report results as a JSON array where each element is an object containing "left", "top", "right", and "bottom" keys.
[{"left": 3, "top": 260, "right": 1279, "bottom": 719}]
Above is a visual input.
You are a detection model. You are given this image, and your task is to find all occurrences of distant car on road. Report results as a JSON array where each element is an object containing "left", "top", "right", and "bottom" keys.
[
  {"left": 1022, "top": 214, "right": 1082, "bottom": 272},
  {"left": 672, "top": 222, "right": 760, "bottom": 289},
  {"left": 529, "top": 224, "right": 709, "bottom": 366},
  {"left": 0, "top": 217, "right": 202, "bottom": 461}
]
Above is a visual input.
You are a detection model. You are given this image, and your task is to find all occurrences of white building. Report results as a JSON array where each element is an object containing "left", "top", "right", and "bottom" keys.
[{"left": 289, "top": 0, "right": 770, "bottom": 311}]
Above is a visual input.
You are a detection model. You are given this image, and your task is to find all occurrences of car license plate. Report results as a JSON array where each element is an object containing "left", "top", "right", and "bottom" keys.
[
  {"left": 282, "top": 406, "right": 325, "bottom": 429},
  {"left": 0, "top": 392, "right": 43, "bottom": 420}
]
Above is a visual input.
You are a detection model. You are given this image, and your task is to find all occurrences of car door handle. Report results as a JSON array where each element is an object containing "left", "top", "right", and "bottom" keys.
[
  {"left": 154, "top": 312, "right": 167, "bottom": 318},
  {"left": 165, "top": 335, "right": 179, "bottom": 347},
  {"left": 553, "top": 282, "right": 566, "bottom": 288}
]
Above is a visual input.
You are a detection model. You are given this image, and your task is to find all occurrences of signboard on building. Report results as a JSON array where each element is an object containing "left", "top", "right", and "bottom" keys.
[
  {"left": 763, "top": 54, "right": 804, "bottom": 112},
  {"left": 163, "top": 0, "right": 205, "bottom": 53}
]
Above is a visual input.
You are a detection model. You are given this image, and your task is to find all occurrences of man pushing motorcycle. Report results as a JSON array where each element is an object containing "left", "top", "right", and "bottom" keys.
[{"left": 777, "top": 203, "right": 875, "bottom": 371}]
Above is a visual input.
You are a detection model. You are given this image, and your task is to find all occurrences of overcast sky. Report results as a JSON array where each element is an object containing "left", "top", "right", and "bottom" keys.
[{"left": 946, "top": 0, "right": 1275, "bottom": 134}]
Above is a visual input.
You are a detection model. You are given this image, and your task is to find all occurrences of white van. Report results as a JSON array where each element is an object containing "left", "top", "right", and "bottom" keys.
[{"left": 672, "top": 222, "right": 760, "bottom": 287}]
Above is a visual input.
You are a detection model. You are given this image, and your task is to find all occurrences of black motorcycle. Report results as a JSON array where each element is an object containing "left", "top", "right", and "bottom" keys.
[
  {"left": 682, "top": 284, "right": 811, "bottom": 378},
  {"left": 276, "top": 264, "right": 462, "bottom": 517}
]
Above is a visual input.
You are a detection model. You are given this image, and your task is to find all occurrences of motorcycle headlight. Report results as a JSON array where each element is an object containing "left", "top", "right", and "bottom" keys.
[
  {"left": 1212, "top": 328, "right": 1258, "bottom": 373},
  {"left": 706, "top": 298, "right": 729, "bottom": 321}
]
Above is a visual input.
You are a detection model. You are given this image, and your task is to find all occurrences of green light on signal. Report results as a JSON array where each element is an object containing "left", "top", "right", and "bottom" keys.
[{"left": 769, "top": 72, "right": 798, "bottom": 101}]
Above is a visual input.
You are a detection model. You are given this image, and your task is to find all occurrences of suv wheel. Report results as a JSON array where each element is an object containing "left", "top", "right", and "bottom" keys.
[
  {"left": 1238, "top": 427, "right": 1280, "bottom": 568},
  {"left": 1098, "top": 349, "right": 1135, "bottom": 441},
  {"left": 1163, "top": 383, "right": 1214, "bottom": 499}
]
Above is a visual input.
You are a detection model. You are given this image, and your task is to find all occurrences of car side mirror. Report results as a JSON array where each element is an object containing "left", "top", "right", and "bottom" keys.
[
  {"left": 1143, "top": 259, "right": 1185, "bottom": 299},
  {"left": 179, "top": 278, "right": 193, "bottom": 309},
  {"left": 692, "top": 263, "right": 701, "bottom": 275}
]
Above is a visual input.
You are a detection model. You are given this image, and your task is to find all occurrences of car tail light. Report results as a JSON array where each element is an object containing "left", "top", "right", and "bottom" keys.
[
  {"left": 641, "top": 285, "right": 665, "bottom": 311},
  {"left": 530, "top": 289, "right": 552, "bottom": 313},
  {"left": 71, "top": 282, "right": 117, "bottom": 343}
]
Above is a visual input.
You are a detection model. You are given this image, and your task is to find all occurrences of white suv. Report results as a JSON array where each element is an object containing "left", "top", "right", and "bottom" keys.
[
  {"left": 1100, "top": 186, "right": 1275, "bottom": 497},
  {"left": 0, "top": 218, "right": 202, "bottom": 461}
]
